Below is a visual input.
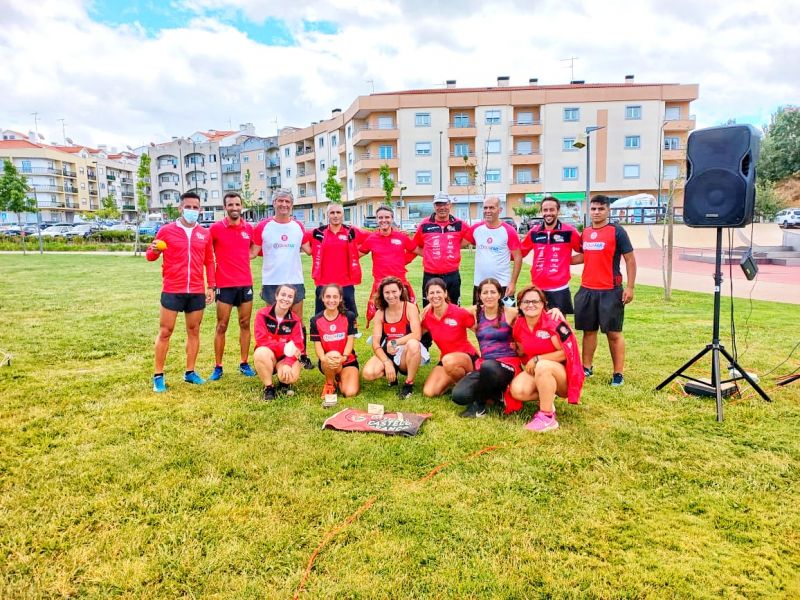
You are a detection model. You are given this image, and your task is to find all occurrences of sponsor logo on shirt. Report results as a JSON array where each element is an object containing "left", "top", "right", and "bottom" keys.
[
  {"left": 281, "top": 234, "right": 288, "bottom": 241},
  {"left": 196, "top": 232, "right": 206, "bottom": 240},
  {"left": 322, "top": 332, "right": 346, "bottom": 342},
  {"left": 389, "top": 326, "right": 397, "bottom": 333},
  {"left": 487, "top": 237, "right": 493, "bottom": 244},
  {"left": 553, "top": 234, "right": 564, "bottom": 243},
  {"left": 241, "top": 231, "right": 250, "bottom": 240},
  {"left": 391, "top": 239, "right": 402, "bottom": 245},
  {"left": 590, "top": 231, "right": 598, "bottom": 240},
  {"left": 536, "top": 331, "right": 551, "bottom": 339},
  {"left": 272, "top": 242, "right": 296, "bottom": 249},
  {"left": 583, "top": 242, "right": 605, "bottom": 250},
  {"left": 444, "top": 318, "right": 458, "bottom": 326},
  {"left": 338, "top": 235, "right": 348, "bottom": 241}
]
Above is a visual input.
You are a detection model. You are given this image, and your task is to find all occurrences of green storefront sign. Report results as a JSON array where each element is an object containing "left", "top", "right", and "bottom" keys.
[{"left": 524, "top": 192, "right": 586, "bottom": 204}]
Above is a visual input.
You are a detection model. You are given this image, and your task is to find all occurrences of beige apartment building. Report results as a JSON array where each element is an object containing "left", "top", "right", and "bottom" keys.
[
  {"left": 278, "top": 77, "right": 698, "bottom": 226},
  {"left": 0, "top": 139, "right": 138, "bottom": 223}
]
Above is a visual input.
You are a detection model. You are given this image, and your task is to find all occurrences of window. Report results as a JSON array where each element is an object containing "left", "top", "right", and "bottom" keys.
[
  {"left": 516, "top": 168, "right": 532, "bottom": 184},
  {"left": 485, "top": 109, "right": 501, "bottom": 124},
  {"left": 318, "top": 137, "right": 324, "bottom": 148},
  {"left": 259, "top": 190, "right": 265, "bottom": 200},
  {"left": 210, "top": 172, "right": 218, "bottom": 180},
  {"left": 211, "top": 190, "right": 219, "bottom": 198},
  {"left": 285, "top": 168, "right": 291, "bottom": 178},
  {"left": 347, "top": 125, "right": 352, "bottom": 138},
  {"left": 100, "top": 182, "right": 106, "bottom": 189},
  {"left": 563, "top": 166, "right": 578, "bottom": 180},
  {"left": 453, "top": 113, "right": 470, "bottom": 128},
  {"left": 625, "top": 105, "right": 642, "bottom": 120},
  {"left": 285, "top": 148, "right": 290, "bottom": 157},
  {"left": 348, "top": 152, "right": 353, "bottom": 165},
  {"left": 259, "top": 171, "right": 266, "bottom": 179},
  {"left": 486, "top": 139, "right": 501, "bottom": 154},
  {"left": 663, "top": 165, "right": 679, "bottom": 180},
  {"left": 485, "top": 169, "right": 501, "bottom": 183},
  {"left": 454, "top": 171, "right": 469, "bottom": 185},
  {"left": 320, "top": 160, "right": 326, "bottom": 171},
  {"left": 623, "top": 164, "right": 640, "bottom": 178},
  {"left": 665, "top": 107, "right": 681, "bottom": 120},
  {"left": 563, "top": 107, "right": 580, "bottom": 121},
  {"left": 416, "top": 170, "right": 432, "bottom": 184},
  {"left": 379, "top": 145, "right": 393, "bottom": 159},
  {"left": 664, "top": 137, "right": 681, "bottom": 150},
  {"left": 377, "top": 116, "right": 394, "bottom": 129},
  {"left": 257, "top": 152, "right": 264, "bottom": 160},
  {"left": 242, "top": 156, "right": 249, "bottom": 163},
  {"left": 516, "top": 111, "right": 534, "bottom": 125},
  {"left": 415, "top": 142, "right": 432, "bottom": 156},
  {"left": 208, "top": 154, "right": 216, "bottom": 162},
  {"left": 348, "top": 178, "right": 353, "bottom": 190},
  {"left": 415, "top": 112, "right": 431, "bottom": 127},
  {"left": 624, "top": 135, "right": 641, "bottom": 149},
  {"left": 453, "top": 143, "right": 470, "bottom": 157},
  {"left": 331, "top": 135, "right": 337, "bottom": 147},
  {"left": 516, "top": 140, "right": 532, "bottom": 155},
  {"left": 562, "top": 137, "right": 577, "bottom": 151}
]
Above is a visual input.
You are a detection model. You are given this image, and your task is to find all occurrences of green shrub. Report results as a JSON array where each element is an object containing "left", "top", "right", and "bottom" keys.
[{"left": 90, "top": 230, "right": 135, "bottom": 242}]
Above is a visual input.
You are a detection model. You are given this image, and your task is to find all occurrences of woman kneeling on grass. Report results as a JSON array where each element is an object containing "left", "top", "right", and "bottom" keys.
[
  {"left": 451, "top": 277, "right": 522, "bottom": 419},
  {"left": 253, "top": 284, "right": 304, "bottom": 401},
  {"left": 509, "top": 285, "right": 584, "bottom": 432},
  {"left": 362, "top": 276, "right": 425, "bottom": 399},
  {"left": 420, "top": 278, "right": 478, "bottom": 398},
  {"left": 310, "top": 283, "right": 360, "bottom": 398}
]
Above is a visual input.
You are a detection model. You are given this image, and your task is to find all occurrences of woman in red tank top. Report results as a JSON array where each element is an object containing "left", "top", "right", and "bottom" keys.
[{"left": 362, "top": 277, "right": 423, "bottom": 399}]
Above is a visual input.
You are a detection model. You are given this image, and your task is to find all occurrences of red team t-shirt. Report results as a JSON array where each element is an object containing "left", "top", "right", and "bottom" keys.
[
  {"left": 360, "top": 230, "right": 417, "bottom": 283},
  {"left": 421, "top": 303, "right": 477, "bottom": 357},
  {"left": 209, "top": 218, "right": 254, "bottom": 288},
  {"left": 512, "top": 317, "right": 558, "bottom": 363},
  {"left": 310, "top": 310, "right": 359, "bottom": 365},
  {"left": 580, "top": 224, "right": 634, "bottom": 290}
]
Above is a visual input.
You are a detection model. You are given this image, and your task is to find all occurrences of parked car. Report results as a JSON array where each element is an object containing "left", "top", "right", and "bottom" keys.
[
  {"left": 517, "top": 217, "right": 543, "bottom": 234},
  {"left": 500, "top": 217, "right": 517, "bottom": 230},
  {"left": 400, "top": 221, "right": 419, "bottom": 233},
  {"left": 40, "top": 225, "right": 77, "bottom": 239},
  {"left": 69, "top": 224, "right": 101, "bottom": 239},
  {"left": 363, "top": 216, "right": 378, "bottom": 228},
  {"left": 0, "top": 225, "right": 22, "bottom": 236},
  {"left": 776, "top": 208, "right": 800, "bottom": 229},
  {"left": 138, "top": 221, "right": 162, "bottom": 236},
  {"left": 109, "top": 223, "right": 136, "bottom": 232}
]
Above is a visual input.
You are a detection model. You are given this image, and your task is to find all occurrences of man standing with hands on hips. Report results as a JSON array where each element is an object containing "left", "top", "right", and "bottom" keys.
[
  {"left": 208, "top": 192, "right": 256, "bottom": 381},
  {"left": 147, "top": 191, "right": 216, "bottom": 392},
  {"left": 573, "top": 194, "right": 637, "bottom": 387}
]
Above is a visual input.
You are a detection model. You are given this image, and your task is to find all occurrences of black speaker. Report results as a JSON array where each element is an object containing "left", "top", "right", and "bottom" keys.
[{"left": 683, "top": 124, "right": 760, "bottom": 228}]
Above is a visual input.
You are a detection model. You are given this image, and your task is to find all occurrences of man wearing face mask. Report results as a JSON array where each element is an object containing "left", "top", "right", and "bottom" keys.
[{"left": 146, "top": 191, "right": 216, "bottom": 392}]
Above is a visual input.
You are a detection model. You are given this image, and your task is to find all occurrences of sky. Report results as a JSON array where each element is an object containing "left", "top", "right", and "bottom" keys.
[{"left": 1, "top": 0, "right": 798, "bottom": 149}]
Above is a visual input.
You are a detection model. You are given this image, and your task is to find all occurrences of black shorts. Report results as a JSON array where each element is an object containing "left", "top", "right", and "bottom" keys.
[
  {"left": 261, "top": 283, "right": 306, "bottom": 304},
  {"left": 317, "top": 358, "right": 360, "bottom": 373},
  {"left": 161, "top": 292, "right": 205, "bottom": 313},
  {"left": 574, "top": 286, "right": 624, "bottom": 333},
  {"left": 543, "top": 288, "right": 574, "bottom": 315},
  {"left": 216, "top": 286, "right": 254, "bottom": 307},
  {"left": 437, "top": 353, "right": 479, "bottom": 368},
  {"left": 473, "top": 284, "right": 507, "bottom": 306}
]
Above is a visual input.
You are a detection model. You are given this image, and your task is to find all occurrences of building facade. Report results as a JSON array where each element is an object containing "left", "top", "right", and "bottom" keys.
[{"left": 277, "top": 77, "right": 698, "bottom": 226}]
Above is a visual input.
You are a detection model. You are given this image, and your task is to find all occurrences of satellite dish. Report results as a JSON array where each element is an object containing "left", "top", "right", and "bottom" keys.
[
  {"left": 126, "top": 145, "right": 133, "bottom": 151},
  {"left": 66, "top": 137, "right": 74, "bottom": 144},
  {"left": 37, "top": 133, "right": 45, "bottom": 140}
]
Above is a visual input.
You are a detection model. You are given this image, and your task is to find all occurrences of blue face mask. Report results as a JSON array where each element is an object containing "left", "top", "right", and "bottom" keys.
[{"left": 182, "top": 208, "right": 200, "bottom": 225}]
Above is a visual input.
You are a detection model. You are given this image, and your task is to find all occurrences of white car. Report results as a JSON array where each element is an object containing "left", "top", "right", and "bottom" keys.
[
  {"left": 40, "top": 225, "right": 76, "bottom": 238},
  {"left": 776, "top": 208, "right": 800, "bottom": 229}
]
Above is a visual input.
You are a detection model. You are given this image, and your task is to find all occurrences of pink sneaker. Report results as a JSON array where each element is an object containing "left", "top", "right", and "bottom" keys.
[{"left": 524, "top": 411, "right": 559, "bottom": 432}]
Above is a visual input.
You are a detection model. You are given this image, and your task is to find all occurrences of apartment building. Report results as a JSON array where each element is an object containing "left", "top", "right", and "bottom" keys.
[
  {"left": 278, "top": 77, "right": 698, "bottom": 226},
  {"left": 0, "top": 139, "right": 138, "bottom": 223}
]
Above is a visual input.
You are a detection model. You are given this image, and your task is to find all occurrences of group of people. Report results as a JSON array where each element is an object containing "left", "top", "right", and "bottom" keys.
[{"left": 146, "top": 186, "right": 636, "bottom": 432}]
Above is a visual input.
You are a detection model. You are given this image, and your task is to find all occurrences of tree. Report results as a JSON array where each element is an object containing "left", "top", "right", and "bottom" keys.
[
  {"left": 164, "top": 205, "right": 180, "bottom": 221},
  {"left": 0, "top": 159, "right": 36, "bottom": 254},
  {"left": 513, "top": 204, "right": 540, "bottom": 219},
  {"left": 759, "top": 107, "right": 800, "bottom": 183},
  {"left": 96, "top": 194, "right": 120, "bottom": 220},
  {"left": 134, "top": 153, "right": 151, "bottom": 256},
  {"left": 242, "top": 169, "right": 254, "bottom": 208},
  {"left": 379, "top": 163, "right": 394, "bottom": 206},
  {"left": 324, "top": 165, "right": 343, "bottom": 204},
  {"left": 755, "top": 180, "right": 785, "bottom": 221}
]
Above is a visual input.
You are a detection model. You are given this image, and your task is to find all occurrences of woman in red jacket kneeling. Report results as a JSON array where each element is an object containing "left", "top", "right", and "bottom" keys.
[
  {"left": 510, "top": 285, "right": 585, "bottom": 432},
  {"left": 253, "top": 284, "right": 304, "bottom": 401}
]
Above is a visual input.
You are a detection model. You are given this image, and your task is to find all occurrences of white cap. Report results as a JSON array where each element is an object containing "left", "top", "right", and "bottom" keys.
[{"left": 433, "top": 191, "right": 452, "bottom": 204}]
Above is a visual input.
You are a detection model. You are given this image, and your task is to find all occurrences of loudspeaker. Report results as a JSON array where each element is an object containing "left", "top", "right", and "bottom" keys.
[{"left": 683, "top": 124, "right": 760, "bottom": 228}]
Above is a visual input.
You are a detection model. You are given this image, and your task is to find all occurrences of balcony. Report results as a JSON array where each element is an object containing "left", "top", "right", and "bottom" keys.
[
  {"left": 222, "top": 163, "right": 240, "bottom": 173},
  {"left": 296, "top": 149, "right": 317, "bottom": 162},
  {"left": 447, "top": 182, "right": 477, "bottom": 195},
  {"left": 89, "top": 203, "right": 99, "bottom": 210},
  {"left": 510, "top": 121, "right": 543, "bottom": 136},
  {"left": 352, "top": 125, "right": 399, "bottom": 147},
  {"left": 20, "top": 166, "right": 60, "bottom": 175},
  {"left": 509, "top": 180, "right": 543, "bottom": 194},
  {"left": 662, "top": 147, "right": 685, "bottom": 161},
  {"left": 448, "top": 152, "right": 476, "bottom": 167},
  {"left": 353, "top": 153, "right": 399, "bottom": 173},
  {"left": 159, "top": 180, "right": 179, "bottom": 188},
  {"left": 664, "top": 115, "right": 696, "bottom": 132},
  {"left": 297, "top": 172, "right": 316, "bottom": 185},
  {"left": 660, "top": 178, "right": 685, "bottom": 189},
  {"left": 33, "top": 184, "right": 65, "bottom": 193},
  {"left": 37, "top": 200, "right": 66, "bottom": 208},
  {"left": 337, "top": 143, "right": 346, "bottom": 155},
  {"left": 89, "top": 187, "right": 98, "bottom": 196},
  {"left": 122, "top": 204, "right": 136, "bottom": 211},
  {"left": 106, "top": 173, "right": 116, "bottom": 181},
  {"left": 122, "top": 191, "right": 134, "bottom": 198},
  {"left": 224, "top": 182, "right": 241, "bottom": 190},
  {"left": 267, "top": 159, "right": 280, "bottom": 168},
  {"left": 447, "top": 122, "right": 477, "bottom": 138},
  {"left": 510, "top": 151, "right": 543, "bottom": 165},
  {"left": 158, "top": 161, "right": 178, "bottom": 170},
  {"left": 353, "top": 185, "right": 388, "bottom": 200},
  {"left": 64, "top": 186, "right": 78, "bottom": 194},
  {"left": 87, "top": 171, "right": 97, "bottom": 181},
  {"left": 62, "top": 168, "right": 77, "bottom": 177}
]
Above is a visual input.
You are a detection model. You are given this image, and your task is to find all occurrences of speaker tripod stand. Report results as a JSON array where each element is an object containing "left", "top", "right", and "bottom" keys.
[{"left": 656, "top": 227, "right": 770, "bottom": 421}]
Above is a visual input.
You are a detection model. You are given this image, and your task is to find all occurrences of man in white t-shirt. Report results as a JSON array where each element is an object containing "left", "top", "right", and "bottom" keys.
[
  {"left": 464, "top": 196, "right": 522, "bottom": 304},
  {"left": 250, "top": 188, "right": 314, "bottom": 369}
]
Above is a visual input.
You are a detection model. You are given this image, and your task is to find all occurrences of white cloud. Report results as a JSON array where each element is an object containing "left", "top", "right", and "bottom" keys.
[{"left": 1, "top": 0, "right": 797, "bottom": 148}]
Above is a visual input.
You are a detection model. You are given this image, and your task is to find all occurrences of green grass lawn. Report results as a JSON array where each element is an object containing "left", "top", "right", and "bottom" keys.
[{"left": 1, "top": 253, "right": 799, "bottom": 598}]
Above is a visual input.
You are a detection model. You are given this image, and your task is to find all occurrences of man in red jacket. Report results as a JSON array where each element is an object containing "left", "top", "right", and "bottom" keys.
[{"left": 146, "top": 192, "right": 215, "bottom": 392}]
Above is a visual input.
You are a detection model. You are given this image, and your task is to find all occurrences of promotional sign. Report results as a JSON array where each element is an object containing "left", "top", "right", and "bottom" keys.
[{"left": 322, "top": 408, "right": 431, "bottom": 436}]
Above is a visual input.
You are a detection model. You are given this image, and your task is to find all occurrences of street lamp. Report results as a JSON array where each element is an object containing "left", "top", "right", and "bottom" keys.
[
  {"left": 438, "top": 131, "right": 443, "bottom": 192},
  {"left": 399, "top": 182, "right": 407, "bottom": 227},
  {"left": 572, "top": 125, "right": 605, "bottom": 227}
]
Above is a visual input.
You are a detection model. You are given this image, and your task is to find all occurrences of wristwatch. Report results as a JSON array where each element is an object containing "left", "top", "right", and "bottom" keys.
[{"left": 390, "top": 340, "right": 398, "bottom": 349}]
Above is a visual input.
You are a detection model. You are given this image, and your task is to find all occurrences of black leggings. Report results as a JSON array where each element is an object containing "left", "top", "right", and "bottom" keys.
[{"left": 452, "top": 359, "right": 515, "bottom": 407}]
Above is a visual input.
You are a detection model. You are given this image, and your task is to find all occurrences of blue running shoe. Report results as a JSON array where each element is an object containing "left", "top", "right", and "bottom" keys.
[
  {"left": 208, "top": 365, "right": 224, "bottom": 381},
  {"left": 583, "top": 366, "right": 594, "bottom": 378},
  {"left": 153, "top": 374, "right": 167, "bottom": 393},
  {"left": 611, "top": 372, "right": 624, "bottom": 387},
  {"left": 184, "top": 371, "right": 205, "bottom": 385},
  {"left": 239, "top": 362, "right": 256, "bottom": 377}
]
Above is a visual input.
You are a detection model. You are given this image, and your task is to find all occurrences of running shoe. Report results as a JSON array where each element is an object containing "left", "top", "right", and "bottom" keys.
[
  {"left": 524, "top": 411, "right": 559, "bottom": 432},
  {"left": 208, "top": 365, "right": 224, "bottom": 381},
  {"left": 299, "top": 355, "right": 314, "bottom": 370},
  {"left": 583, "top": 366, "right": 594, "bottom": 378},
  {"left": 184, "top": 371, "right": 205, "bottom": 385},
  {"left": 277, "top": 381, "right": 295, "bottom": 396},
  {"left": 239, "top": 362, "right": 256, "bottom": 377},
  {"left": 153, "top": 374, "right": 167, "bottom": 393},
  {"left": 459, "top": 402, "right": 487, "bottom": 419},
  {"left": 611, "top": 372, "right": 624, "bottom": 387},
  {"left": 263, "top": 385, "right": 276, "bottom": 402},
  {"left": 321, "top": 382, "right": 336, "bottom": 398},
  {"left": 399, "top": 382, "right": 414, "bottom": 399}
]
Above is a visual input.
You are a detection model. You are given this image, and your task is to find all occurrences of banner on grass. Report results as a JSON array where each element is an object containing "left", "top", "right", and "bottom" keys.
[{"left": 322, "top": 408, "right": 431, "bottom": 436}]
